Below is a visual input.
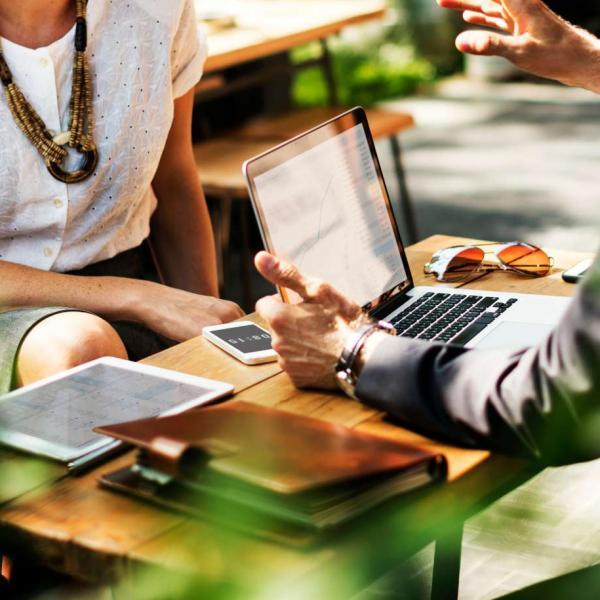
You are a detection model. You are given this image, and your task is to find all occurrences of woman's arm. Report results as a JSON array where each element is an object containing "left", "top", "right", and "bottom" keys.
[
  {"left": 0, "top": 260, "right": 136, "bottom": 321},
  {"left": 150, "top": 90, "right": 219, "bottom": 297},
  {"left": 0, "top": 259, "right": 242, "bottom": 342}
]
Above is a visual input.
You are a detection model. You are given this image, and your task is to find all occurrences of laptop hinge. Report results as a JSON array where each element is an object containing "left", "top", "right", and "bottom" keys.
[{"left": 369, "top": 291, "right": 413, "bottom": 322}]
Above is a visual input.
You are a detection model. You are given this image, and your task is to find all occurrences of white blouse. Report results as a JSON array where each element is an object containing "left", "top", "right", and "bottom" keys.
[{"left": 0, "top": 0, "right": 206, "bottom": 272}]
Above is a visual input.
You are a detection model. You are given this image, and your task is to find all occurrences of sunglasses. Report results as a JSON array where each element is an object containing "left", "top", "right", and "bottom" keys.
[{"left": 424, "top": 242, "right": 554, "bottom": 283}]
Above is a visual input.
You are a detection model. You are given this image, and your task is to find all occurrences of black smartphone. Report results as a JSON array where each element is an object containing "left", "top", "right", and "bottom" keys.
[{"left": 562, "top": 259, "right": 593, "bottom": 284}]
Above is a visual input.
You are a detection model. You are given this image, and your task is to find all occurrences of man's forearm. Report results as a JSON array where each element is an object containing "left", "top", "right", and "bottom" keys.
[
  {"left": 562, "top": 29, "right": 600, "bottom": 94},
  {"left": 356, "top": 252, "right": 600, "bottom": 464}
]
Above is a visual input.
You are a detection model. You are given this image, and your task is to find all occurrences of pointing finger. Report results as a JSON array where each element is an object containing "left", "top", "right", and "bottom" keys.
[{"left": 255, "top": 251, "right": 313, "bottom": 300}]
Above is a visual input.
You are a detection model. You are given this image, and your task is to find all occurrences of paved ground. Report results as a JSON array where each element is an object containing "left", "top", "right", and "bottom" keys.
[{"left": 380, "top": 79, "right": 600, "bottom": 253}]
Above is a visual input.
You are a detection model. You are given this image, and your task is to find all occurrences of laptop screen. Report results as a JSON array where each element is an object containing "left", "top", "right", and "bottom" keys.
[{"left": 246, "top": 109, "right": 412, "bottom": 310}]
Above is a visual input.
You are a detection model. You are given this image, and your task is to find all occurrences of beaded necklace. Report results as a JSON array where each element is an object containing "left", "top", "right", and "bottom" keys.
[{"left": 0, "top": 0, "right": 97, "bottom": 184}]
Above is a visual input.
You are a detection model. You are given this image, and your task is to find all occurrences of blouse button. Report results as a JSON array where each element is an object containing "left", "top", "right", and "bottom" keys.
[
  {"left": 39, "top": 57, "right": 50, "bottom": 68},
  {"left": 53, "top": 198, "right": 64, "bottom": 208},
  {"left": 43, "top": 247, "right": 54, "bottom": 257}
]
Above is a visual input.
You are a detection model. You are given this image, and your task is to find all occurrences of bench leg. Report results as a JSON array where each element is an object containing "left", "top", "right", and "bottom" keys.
[
  {"left": 319, "top": 38, "right": 340, "bottom": 106},
  {"left": 240, "top": 201, "right": 254, "bottom": 312},
  {"left": 390, "top": 136, "right": 419, "bottom": 244},
  {"left": 211, "top": 196, "right": 233, "bottom": 295},
  {"left": 431, "top": 524, "right": 463, "bottom": 600}
]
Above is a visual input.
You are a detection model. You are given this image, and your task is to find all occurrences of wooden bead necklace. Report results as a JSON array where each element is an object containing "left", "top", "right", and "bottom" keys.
[{"left": 0, "top": 0, "right": 98, "bottom": 184}]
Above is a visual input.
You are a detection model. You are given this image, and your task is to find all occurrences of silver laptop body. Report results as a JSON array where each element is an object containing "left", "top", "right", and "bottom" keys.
[{"left": 243, "top": 108, "right": 571, "bottom": 350}]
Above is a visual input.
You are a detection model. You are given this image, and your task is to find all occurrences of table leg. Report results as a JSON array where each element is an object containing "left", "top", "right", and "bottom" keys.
[
  {"left": 210, "top": 195, "right": 233, "bottom": 295},
  {"left": 240, "top": 201, "right": 254, "bottom": 311},
  {"left": 430, "top": 524, "right": 464, "bottom": 600},
  {"left": 320, "top": 38, "right": 340, "bottom": 106},
  {"left": 390, "top": 136, "right": 419, "bottom": 244}
]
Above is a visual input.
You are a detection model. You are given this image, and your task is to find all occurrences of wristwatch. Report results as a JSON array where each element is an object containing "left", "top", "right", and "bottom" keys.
[{"left": 335, "top": 321, "right": 395, "bottom": 400}]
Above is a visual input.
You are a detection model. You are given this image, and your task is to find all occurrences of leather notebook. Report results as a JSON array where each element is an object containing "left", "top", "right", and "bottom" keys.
[{"left": 96, "top": 401, "right": 446, "bottom": 539}]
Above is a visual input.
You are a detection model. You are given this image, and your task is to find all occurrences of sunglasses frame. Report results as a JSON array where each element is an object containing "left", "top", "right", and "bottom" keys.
[{"left": 424, "top": 242, "right": 554, "bottom": 283}]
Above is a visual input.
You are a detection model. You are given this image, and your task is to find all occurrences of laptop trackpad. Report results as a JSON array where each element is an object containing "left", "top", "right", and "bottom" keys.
[{"left": 475, "top": 321, "right": 554, "bottom": 350}]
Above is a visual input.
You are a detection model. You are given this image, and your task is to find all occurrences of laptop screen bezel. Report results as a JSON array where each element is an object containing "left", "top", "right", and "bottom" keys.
[{"left": 243, "top": 106, "right": 415, "bottom": 312}]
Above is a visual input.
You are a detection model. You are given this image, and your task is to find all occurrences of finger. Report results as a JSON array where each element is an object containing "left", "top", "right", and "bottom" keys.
[
  {"left": 437, "top": 0, "right": 483, "bottom": 10},
  {"left": 455, "top": 30, "right": 521, "bottom": 57},
  {"left": 256, "top": 294, "right": 283, "bottom": 319},
  {"left": 437, "top": 0, "right": 503, "bottom": 18},
  {"left": 502, "top": 0, "right": 539, "bottom": 19},
  {"left": 255, "top": 294, "right": 291, "bottom": 332},
  {"left": 255, "top": 251, "right": 361, "bottom": 319},
  {"left": 463, "top": 10, "right": 510, "bottom": 31},
  {"left": 480, "top": 0, "right": 504, "bottom": 17},
  {"left": 255, "top": 251, "right": 312, "bottom": 300},
  {"left": 255, "top": 293, "right": 283, "bottom": 312}
]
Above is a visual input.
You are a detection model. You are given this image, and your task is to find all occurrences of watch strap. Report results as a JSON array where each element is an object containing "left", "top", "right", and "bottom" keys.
[{"left": 335, "top": 321, "right": 394, "bottom": 399}]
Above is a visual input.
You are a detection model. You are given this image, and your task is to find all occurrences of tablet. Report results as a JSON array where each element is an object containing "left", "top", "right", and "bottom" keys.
[
  {"left": 243, "top": 107, "right": 410, "bottom": 309},
  {"left": 0, "top": 357, "right": 233, "bottom": 467}
]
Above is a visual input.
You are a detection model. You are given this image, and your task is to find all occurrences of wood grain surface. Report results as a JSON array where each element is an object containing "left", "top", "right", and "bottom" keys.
[{"left": 201, "top": 0, "right": 387, "bottom": 73}]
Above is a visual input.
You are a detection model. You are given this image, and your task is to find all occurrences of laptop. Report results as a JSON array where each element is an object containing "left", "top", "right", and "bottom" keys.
[{"left": 243, "top": 107, "right": 571, "bottom": 350}]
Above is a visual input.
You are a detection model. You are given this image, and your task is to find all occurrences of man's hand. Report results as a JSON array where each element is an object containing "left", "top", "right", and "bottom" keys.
[
  {"left": 437, "top": 0, "right": 600, "bottom": 93},
  {"left": 255, "top": 252, "right": 363, "bottom": 389}
]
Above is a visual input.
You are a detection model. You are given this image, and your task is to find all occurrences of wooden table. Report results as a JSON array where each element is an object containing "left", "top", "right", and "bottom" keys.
[
  {"left": 0, "top": 235, "right": 589, "bottom": 599},
  {"left": 200, "top": 0, "right": 387, "bottom": 74}
]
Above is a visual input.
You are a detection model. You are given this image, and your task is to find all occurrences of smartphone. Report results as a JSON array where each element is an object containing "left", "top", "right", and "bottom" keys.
[
  {"left": 202, "top": 321, "right": 278, "bottom": 365},
  {"left": 562, "top": 259, "right": 593, "bottom": 284}
]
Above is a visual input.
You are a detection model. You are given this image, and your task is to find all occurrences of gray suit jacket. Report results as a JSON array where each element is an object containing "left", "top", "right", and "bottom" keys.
[{"left": 356, "top": 251, "right": 600, "bottom": 464}]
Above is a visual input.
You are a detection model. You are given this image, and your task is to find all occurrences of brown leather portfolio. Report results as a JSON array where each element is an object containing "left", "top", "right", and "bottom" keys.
[{"left": 96, "top": 401, "right": 446, "bottom": 537}]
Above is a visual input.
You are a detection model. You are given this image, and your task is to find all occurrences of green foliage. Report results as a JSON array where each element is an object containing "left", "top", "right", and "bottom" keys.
[
  {"left": 290, "top": 0, "right": 465, "bottom": 108},
  {"left": 292, "top": 44, "right": 436, "bottom": 108}
]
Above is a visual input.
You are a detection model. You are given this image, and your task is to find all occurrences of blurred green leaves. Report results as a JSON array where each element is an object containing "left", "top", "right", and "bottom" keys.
[
  {"left": 292, "top": 42, "right": 436, "bottom": 108},
  {"left": 291, "top": 0, "right": 463, "bottom": 108},
  {"left": 0, "top": 453, "right": 61, "bottom": 504}
]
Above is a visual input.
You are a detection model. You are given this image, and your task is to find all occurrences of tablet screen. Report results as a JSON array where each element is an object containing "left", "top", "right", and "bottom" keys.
[
  {"left": 0, "top": 359, "right": 232, "bottom": 461},
  {"left": 250, "top": 120, "right": 409, "bottom": 308}
]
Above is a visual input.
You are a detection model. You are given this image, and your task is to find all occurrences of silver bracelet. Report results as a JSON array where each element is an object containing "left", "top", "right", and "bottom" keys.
[{"left": 334, "top": 321, "right": 394, "bottom": 399}]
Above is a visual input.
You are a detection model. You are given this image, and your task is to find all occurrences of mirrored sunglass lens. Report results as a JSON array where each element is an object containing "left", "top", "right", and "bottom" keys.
[
  {"left": 498, "top": 244, "right": 551, "bottom": 276},
  {"left": 443, "top": 248, "right": 485, "bottom": 281}
]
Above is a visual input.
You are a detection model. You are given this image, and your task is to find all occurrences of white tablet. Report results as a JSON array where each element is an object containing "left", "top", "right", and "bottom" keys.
[{"left": 0, "top": 357, "right": 233, "bottom": 467}]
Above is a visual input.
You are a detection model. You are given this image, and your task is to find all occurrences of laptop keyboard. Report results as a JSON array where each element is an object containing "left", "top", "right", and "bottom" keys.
[{"left": 390, "top": 292, "right": 519, "bottom": 346}]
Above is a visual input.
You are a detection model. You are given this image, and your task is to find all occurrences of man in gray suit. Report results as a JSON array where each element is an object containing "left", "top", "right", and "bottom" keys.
[{"left": 255, "top": 0, "right": 600, "bottom": 465}]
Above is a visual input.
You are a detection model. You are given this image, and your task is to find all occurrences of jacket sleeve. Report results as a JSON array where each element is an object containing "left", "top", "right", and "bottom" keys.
[{"left": 355, "top": 251, "right": 600, "bottom": 464}]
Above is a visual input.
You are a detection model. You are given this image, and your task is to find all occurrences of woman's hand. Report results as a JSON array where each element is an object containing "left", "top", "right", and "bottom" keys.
[
  {"left": 437, "top": 0, "right": 600, "bottom": 93},
  {"left": 255, "top": 251, "right": 364, "bottom": 389},
  {"left": 123, "top": 279, "right": 244, "bottom": 342}
]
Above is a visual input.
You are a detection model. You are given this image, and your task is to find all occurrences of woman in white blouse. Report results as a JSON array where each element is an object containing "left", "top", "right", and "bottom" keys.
[{"left": 0, "top": 0, "right": 243, "bottom": 393}]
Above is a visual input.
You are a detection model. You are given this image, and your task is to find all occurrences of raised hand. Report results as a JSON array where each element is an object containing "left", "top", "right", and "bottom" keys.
[
  {"left": 437, "top": 0, "right": 600, "bottom": 92},
  {"left": 255, "top": 251, "right": 364, "bottom": 389}
]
